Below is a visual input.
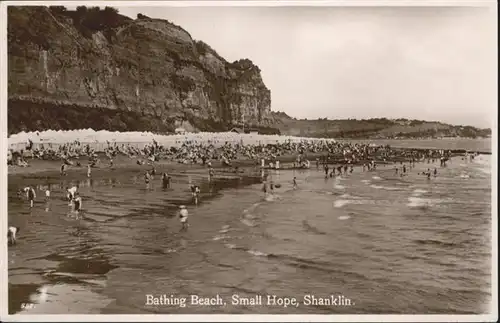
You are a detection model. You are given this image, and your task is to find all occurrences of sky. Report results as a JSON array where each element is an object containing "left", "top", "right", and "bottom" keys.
[{"left": 95, "top": 4, "right": 496, "bottom": 128}]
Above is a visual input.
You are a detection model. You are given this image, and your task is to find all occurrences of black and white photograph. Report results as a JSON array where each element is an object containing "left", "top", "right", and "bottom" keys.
[{"left": 1, "top": 0, "right": 497, "bottom": 321}]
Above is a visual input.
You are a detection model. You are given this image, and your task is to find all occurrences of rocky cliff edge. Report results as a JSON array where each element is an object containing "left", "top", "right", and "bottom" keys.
[{"left": 7, "top": 6, "right": 277, "bottom": 135}]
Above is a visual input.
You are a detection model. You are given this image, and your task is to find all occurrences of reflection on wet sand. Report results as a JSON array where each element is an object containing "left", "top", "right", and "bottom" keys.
[{"left": 8, "top": 170, "right": 264, "bottom": 314}]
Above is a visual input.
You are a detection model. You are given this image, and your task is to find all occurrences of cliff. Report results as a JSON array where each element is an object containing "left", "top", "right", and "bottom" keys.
[{"left": 7, "top": 6, "right": 275, "bottom": 135}]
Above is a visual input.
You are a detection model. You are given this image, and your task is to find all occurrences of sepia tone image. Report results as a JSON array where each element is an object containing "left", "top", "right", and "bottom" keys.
[{"left": 4, "top": 1, "right": 496, "bottom": 319}]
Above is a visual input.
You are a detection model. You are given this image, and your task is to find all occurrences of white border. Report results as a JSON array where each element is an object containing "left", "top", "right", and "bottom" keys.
[{"left": 0, "top": 1, "right": 497, "bottom": 322}]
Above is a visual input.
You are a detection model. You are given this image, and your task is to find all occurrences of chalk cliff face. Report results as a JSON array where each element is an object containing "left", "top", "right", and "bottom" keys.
[{"left": 7, "top": 6, "right": 273, "bottom": 134}]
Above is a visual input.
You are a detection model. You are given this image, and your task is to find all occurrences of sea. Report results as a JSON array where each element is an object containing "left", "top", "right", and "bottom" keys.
[{"left": 7, "top": 139, "right": 493, "bottom": 315}]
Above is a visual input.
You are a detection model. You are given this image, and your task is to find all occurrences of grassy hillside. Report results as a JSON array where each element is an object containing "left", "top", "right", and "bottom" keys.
[{"left": 271, "top": 112, "right": 491, "bottom": 139}]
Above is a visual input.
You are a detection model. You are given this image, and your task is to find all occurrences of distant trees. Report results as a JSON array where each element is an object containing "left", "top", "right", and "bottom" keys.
[
  {"left": 137, "top": 13, "right": 151, "bottom": 20},
  {"left": 49, "top": 6, "right": 67, "bottom": 14},
  {"left": 51, "top": 6, "right": 131, "bottom": 39}
]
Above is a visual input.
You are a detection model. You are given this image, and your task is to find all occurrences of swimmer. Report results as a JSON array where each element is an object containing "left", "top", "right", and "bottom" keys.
[
  {"left": 87, "top": 164, "right": 92, "bottom": 178},
  {"left": 7, "top": 226, "right": 20, "bottom": 245},
  {"left": 324, "top": 164, "right": 329, "bottom": 177},
  {"left": 350, "top": 166, "right": 354, "bottom": 173},
  {"left": 20, "top": 186, "right": 36, "bottom": 208},
  {"left": 293, "top": 177, "right": 297, "bottom": 189},
  {"left": 45, "top": 189, "right": 50, "bottom": 201},
  {"left": 179, "top": 205, "right": 189, "bottom": 231},
  {"left": 433, "top": 168, "right": 438, "bottom": 177}
]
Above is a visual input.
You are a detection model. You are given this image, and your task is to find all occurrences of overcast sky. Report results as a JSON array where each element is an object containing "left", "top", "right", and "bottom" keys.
[{"left": 111, "top": 5, "right": 497, "bottom": 128}]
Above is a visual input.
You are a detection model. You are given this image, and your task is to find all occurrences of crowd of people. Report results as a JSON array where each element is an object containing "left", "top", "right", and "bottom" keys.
[
  {"left": 9, "top": 134, "right": 476, "bottom": 243},
  {"left": 7, "top": 136, "right": 458, "bottom": 170}
]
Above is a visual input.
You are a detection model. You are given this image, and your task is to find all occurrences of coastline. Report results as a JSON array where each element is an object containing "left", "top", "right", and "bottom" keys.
[{"left": 7, "top": 147, "right": 484, "bottom": 181}]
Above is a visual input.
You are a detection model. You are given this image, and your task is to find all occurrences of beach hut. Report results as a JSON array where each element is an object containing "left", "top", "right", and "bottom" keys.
[
  {"left": 175, "top": 127, "right": 186, "bottom": 135},
  {"left": 230, "top": 127, "right": 244, "bottom": 134}
]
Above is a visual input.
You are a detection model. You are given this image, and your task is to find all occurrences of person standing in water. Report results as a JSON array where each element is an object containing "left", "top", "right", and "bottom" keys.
[
  {"left": 262, "top": 181, "right": 268, "bottom": 195},
  {"left": 60, "top": 163, "right": 67, "bottom": 176},
  {"left": 208, "top": 166, "right": 215, "bottom": 181},
  {"left": 179, "top": 205, "right": 189, "bottom": 231},
  {"left": 73, "top": 193, "right": 83, "bottom": 213},
  {"left": 293, "top": 177, "right": 298, "bottom": 189},
  {"left": 66, "top": 186, "right": 78, "bottom": 205},
  {"left": 190, "top": 185, "right": 201, "bottom": 205},
  {"left": 45, "top": 188, "right": 50, "bottom": 202},
  {"left": 269, "top": 180, "right": 275, "bottom": 193},
  {"left": 433, "top": 168, "right": 438, "bottom": 177},
  {"left": 87, "top": 164, "right": 92, "bottom": 178},
  {"left": 162, "top": 172, "right": 171, "bottom": 189},
  {"left": 21, "top": 186, "right": 36, "bottom": 208},
  {"left": 324, "top": 164, "right": 329, "bottom": 178},
  {"left": 144, "top": 171, "right": 151, "bottom": 189}
]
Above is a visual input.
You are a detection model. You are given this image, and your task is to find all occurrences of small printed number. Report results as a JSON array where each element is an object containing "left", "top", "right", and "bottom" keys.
[{"left": 21, "top": 303, "right": 35, "bottom": 309}]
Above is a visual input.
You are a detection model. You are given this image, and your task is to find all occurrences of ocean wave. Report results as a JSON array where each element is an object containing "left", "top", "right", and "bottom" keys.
[
  {"left": 413, "top": 239, "right": 459, "bottom": 248},
  {"left": 338, "top": 215, "right": 351, "bottom": 220},
  {"left": 370, "top": 184, "right": 400, "bottom": 191},
  {"left": 477, "top": 168, "right": 491, "bottom": 175},
  {"left": 334, "top": 199, "right": 351, "bottom": 208},
  {"left": 372, "top": 176, "right": 382, "bottom": 180},
  {"left": 412, "top": 189, "right": 428, "bottom": 196},
  {"left": 264, "top": 194, "right": 281, "bottom": 202},
  {"left": 407, "top": 196, "right": 433, "bottom": 208},
  {"left": 247, "top": 249, "right": 268, "bottom": 257},
  {"left": 240, "top": 218, "right": 257, "bottom": 227},
  {"left": 212, "top": 235, "right": 229, "bottom": 241}
]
